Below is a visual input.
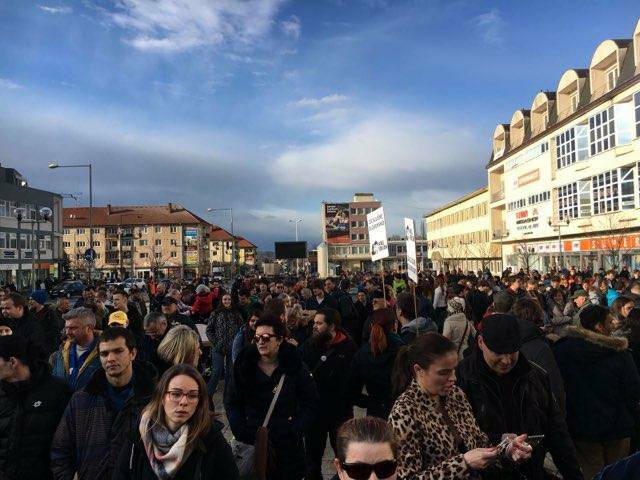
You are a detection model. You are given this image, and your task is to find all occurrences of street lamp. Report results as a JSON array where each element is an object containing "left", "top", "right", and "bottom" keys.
[
  {"left": 49, "top": 163, "right": 94, "bottom": 279},
  {"left": 207, "top": 208, "right": 235, "bottom": 278},
  {"left": 492, "top": 229, "right": 510, "bottom": 273},
  {"left": 548, "top": 217, "right": 571, "bottom": 270}
]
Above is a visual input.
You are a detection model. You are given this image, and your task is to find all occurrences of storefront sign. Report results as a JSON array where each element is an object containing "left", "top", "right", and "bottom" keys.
[
  {"left": 517, "top": 169, "right": 540, "bottom": 188},
  {"left": 564, "top": 235, "right": 640, "bottom": 252},
  {"left": 514, "top": 207, "right": 540, "bottom": 232}
]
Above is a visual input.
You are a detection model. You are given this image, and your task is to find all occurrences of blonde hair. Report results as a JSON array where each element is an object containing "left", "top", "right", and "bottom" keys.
[{"left": 157, "top": 325, "right": 200, "bottom": 366}]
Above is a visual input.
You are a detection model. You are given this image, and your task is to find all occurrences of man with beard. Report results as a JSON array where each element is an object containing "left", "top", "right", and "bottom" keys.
[{"left": 301, "top": 308, "right": 357, "bottom": 480}]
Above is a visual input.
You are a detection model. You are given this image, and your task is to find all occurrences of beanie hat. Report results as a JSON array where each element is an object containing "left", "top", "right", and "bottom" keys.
[
  {"left": 196, "top": 284, "right": 210, "bottom": 294},
  {"left": 29, "top": 289, "right": 48, "bottom": 306}
]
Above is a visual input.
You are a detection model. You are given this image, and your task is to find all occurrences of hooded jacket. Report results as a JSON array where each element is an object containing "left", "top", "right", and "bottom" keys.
[
  {"left": 51, "top": 337, "right": 102, "bottom": 392},
  {"left": 224, "top": 341, "right": 318, "bottom": 480},
  {"left": 399, "top": 316, "right": 437, "bottom": 344},
  {"left": 51, "top": 361, "right": 157, "bottom": 480},
  {"left": 347, "top": 332, "right": 405, "bottom": 419},
  {"left": 0, "top": 362, "right": 71, "bottom": 480},
  {"left": 553, "top": 326, "right": 640, "bottom": 442},
  {"left": 191, "top": 291, "right": 214, "bottom": 318}
]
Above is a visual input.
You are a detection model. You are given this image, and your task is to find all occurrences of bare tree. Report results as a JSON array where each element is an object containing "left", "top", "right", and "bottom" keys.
[
  {"left": 594, "top": 213, "right": 634, "bottom": 270},
  {"left": 514, "top": 238, "right": 540, "bottom": 274}
]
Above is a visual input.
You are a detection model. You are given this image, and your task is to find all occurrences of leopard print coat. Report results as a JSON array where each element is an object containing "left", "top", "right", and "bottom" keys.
[{"left": 389, "top": 380, "right": 489, "bottom": 479}]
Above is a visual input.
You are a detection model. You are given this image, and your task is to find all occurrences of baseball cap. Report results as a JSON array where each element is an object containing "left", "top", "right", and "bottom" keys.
[
  {"left": 572, "top": 289, "right": 588, "bottom": 299},
  {"left": 161, "top": 296, "right": 178, "bottom": 306},
  {"left": 481, "top": 314, "right": 522, "bottom": 354},
  {"left": 108, "top": 311, "right": 128, "bottom": 326}
]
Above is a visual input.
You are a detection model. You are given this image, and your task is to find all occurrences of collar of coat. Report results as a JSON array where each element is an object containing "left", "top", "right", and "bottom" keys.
[
  {"left": 84, "top": 360, "right": 157, "bottom": 399},
  {"left": 563, "top": 325, "right": 628, "bottom": 352},
  {"left": 62, "top": 336, "right": 100, "bottom": 378}
]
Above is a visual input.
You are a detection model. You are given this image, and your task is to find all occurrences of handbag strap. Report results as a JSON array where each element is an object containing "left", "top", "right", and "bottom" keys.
[
  {"left": 262, "top": 374, "right": 286, "bottom": 428},
  {"left": 457, "top": 321, "right": 470, "bottom": 355}
]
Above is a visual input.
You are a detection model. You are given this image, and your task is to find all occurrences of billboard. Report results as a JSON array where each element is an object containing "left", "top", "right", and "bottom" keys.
[
  {"left": 324, "top": 203, "right": 350, "bottom": 244},
  {"left": 184, "top": 228, "right": 198, "bottom": 248},
  {"left": 275, "top": 241, "right": 307, "bottom": 259}
]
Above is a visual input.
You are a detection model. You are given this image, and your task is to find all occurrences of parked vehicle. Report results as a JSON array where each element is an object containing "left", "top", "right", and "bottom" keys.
[
  {"left": 51, "top": 280, "right": 85, "bottom": 298},
  {"left": 122, "top": 278, "right": 146, "bottom": 291}
]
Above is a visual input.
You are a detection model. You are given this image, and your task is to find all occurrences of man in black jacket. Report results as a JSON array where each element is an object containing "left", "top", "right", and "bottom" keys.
[
  {"left": 553, "top": 305, "right": 640, "bottom": 479},
  {"left": 324, "top": 278, "right": 358, "bottom": 341},
  {"left": 457, "top": 314, "right": 583, "bottom": 480},
  {"left": 0, "top": 293, "right": 46, "bottom": 355},
  {"left": 112, "top": 289, "right": 144, "bottom": 336},
  {"left": 160, "top": 296, "right": 196, "bottom": 331},
  {"left": 0, "top": 335, "right": 70, "bottom": 480},
  {"left": 29, "top": 290, "right": 62, "bottom": 355},
  {"left": 301, "top": 308, "right": 357, "bottom": 480}
]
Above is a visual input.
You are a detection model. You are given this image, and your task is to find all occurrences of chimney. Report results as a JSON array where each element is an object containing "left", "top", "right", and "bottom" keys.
[
  {"left": 168, "top": 202, "right": 174, "bottom": 213},
  {"left": 107, "top": 204, "right": 112, "bottom": 215}
]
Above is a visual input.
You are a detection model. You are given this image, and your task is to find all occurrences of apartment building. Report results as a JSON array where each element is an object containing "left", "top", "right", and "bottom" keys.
[
  {"left": 425, "top": 187, "right": 501, "bottom": 273},
  {"left": 487, "top": 18, "right": 640, "bottom": 271},
  {"left": 63, "top": 203, "right": 210, "bottom": 279},
  {"left": 0, "top": 164, "right": 63, "bottom": 288},
  {"left": 208, "top": 226, "right": 257, "bottom": 275}
]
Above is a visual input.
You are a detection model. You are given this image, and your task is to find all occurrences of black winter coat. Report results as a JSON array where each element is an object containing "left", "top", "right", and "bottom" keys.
[
  {"left": 301, "top": 329, "right": 357, "bottom": 424},
  {"left": 517, "top": 317, "right": 567, "bottom": 415},
  {"left": 12, "top": 312, "right": 46, "bottom": 356},
  {"left": 305, "top": 294, "right": 338, "bottom": 312},
  {"left": 347, "top": 332, "right": 405, "bottom": 419},
  {"left": 32, "top": 305, "right": 63, "bottom": 355},
  {"left": 553, "top": 326, "right": 640, "bottom": 442},
  {"left": 0, "top": 362, "right": 70, "bottom": 480},
  {"left": 457, "top": 349, "right": 583, "bottom": 480},
  {"left": 225, "top": 341, "right": 319, "bottom": 480},
  {"left": 113, "top": 420, "right": 239, "bottom": 480},
  {"left": 467, "top": 289, "right": 491, "bottom": 326}
]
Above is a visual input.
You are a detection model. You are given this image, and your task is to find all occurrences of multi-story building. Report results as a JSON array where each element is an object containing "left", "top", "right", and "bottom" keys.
[
  {"left": 321, "top": 193, "right": 382, "bottom": 271},
  {"left": 63, "top": 203, "right": 211, "bottom": 279},
  {"left": 487, "top": 18, "right": 640, "bottom": 271},
  {"left": 425, "top": 187, "right": 501, "bottom": 273},
  {"left": 208, "top": 226, "right": 257, "bottom": 275},
  {"left": 386, "top": 237, "right": 430, "bottom": 272},
  {"left": 0, "top": 164, "right": 63, "bottom": 288}
]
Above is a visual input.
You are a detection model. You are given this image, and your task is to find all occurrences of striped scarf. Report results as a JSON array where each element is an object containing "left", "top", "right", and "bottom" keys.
[{"left": 139, "top": 411, "right": 192, "bottom": 479}]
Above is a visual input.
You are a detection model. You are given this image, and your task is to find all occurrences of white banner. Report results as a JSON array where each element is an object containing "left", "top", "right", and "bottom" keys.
[
  {"left": 404, "top": 218, "right": 418, "bottom": 283},
  {"left": 367, "top": 207, "right": 389, "bottom": 262}
]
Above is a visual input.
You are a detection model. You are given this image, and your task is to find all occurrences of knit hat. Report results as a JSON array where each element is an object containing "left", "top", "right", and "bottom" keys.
[
  {"left": 481, "top": 314, "right": 522, "bottom": 354},
  {"left": 447, "top": 298, "right": 465, "bottom": 315},
  {"left": 108, "top": 311, "right": 128, "bottom": 327},
  {"left": 195, "top": 284, "right": 210, "bottom": 294},
  {"left": 29, "top": 289, "right": 48, "bottom": 306}
]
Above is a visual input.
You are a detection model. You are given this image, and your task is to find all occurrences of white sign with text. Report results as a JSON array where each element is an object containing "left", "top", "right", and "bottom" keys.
[
  {"left": 367, "top": 207, "right": 389, "bottom": 262},
  {"left": 404, "top": 218, "right": 418, "bottom": 283}
]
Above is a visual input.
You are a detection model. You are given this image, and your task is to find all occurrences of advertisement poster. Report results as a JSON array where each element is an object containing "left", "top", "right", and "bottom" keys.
[
  {"left": 185, "top": 251, "right": 198, "bottom": 265},
  {"left": 367, "top": 207, "right": 389, "bottom": 261},
  {"left": 184, "top": 228, "right": 198, "bottom": 248},
  {"left": 324, "top": 203, "right": 350, "bottom": 244},
  {"left": 404, "top": 218, "right": 418, "bottom": 283}
]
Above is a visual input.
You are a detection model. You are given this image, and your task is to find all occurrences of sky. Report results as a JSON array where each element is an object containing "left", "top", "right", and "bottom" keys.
[{"left": 0, "top": 1, "right": 638, "bottom": 250}]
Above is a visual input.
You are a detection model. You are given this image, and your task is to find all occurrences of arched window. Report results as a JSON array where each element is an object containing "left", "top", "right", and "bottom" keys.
[
  {"left": 589, "top": 39, "right": 631, "bottom": 98},
  {"left": 531, "top": 91, "right": 555, "bottom": 136},
  {"left": 509, "top": 109, "right": 530, "bottom": 149}
]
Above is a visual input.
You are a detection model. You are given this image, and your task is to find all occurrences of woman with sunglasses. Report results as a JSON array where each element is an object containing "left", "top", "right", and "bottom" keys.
[
  {"left": 333, "top": 417, "right": 398, "bottom": 480},
  {"left": 389, "top": 333, "right": 530, "bottom": 479},
  {"left": 113, "top": 364, "right": 238, "bottom": 479},
  {"left": 225, "top": 313, "right": 319, "bottom": 480}
]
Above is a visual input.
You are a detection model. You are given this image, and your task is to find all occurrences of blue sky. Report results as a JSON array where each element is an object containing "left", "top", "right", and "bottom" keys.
[{"left": 0, "top": 0, "right": 638, "bottom": 249}]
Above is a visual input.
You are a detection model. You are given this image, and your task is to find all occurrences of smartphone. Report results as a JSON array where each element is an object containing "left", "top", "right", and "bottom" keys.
[{"left": 526, "top": 434, "right": 545, "bottom": 448}]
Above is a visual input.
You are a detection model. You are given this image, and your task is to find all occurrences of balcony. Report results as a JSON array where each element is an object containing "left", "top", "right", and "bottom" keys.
[{"left": 491, "top": 190, "right": 505, "bottom": 203}]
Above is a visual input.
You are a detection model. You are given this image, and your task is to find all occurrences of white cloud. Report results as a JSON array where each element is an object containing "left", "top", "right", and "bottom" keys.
[
  {"left": 289, "top": 94, "right": 348, "bottom": 108},
  {"left": 38, "top": 5, "right": 73, "bottom": 14},
  {"left": 272, "top": 111, "right": 481, "bottom": 190},
  {"left": 471, "top": 9, "right": 505, "bottom": 45},
  {"left": 0, "top": 78, "right": 23, "bottom": 90},
  {"left": 106, "top": 0, "right": 285, "bottom": 52},
  {"left": 283, "top": 69, "right": 300, "bottom": 80},
  {"left": 280, "top": 14, "right": 301, "bottom": 41}
]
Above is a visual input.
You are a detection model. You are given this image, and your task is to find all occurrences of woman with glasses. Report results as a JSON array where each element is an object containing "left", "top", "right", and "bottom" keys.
[
  {"left": 332, "top": 417, "right": 398, "bottom": 480},
  {"left": 225, "top": 314, "right": 319, "bottom": 480},
  {"left": 113, "top": 364, "right": 238, "bottom": 479}
]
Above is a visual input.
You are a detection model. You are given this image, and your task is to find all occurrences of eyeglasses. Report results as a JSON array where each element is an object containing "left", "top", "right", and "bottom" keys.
[
  {"left": 340, "top": 460, "right": 397, "bottom": 480},
  {"left": 254, "top": 333, "right": 279, "bottom": 344},
  {"left": 165, "top": 390, "right": 200, "bottom": 403}
]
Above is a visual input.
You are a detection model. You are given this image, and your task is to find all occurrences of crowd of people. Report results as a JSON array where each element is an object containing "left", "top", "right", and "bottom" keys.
[{"left": 1, "top": 265, "right": 640, "bottom": 479}]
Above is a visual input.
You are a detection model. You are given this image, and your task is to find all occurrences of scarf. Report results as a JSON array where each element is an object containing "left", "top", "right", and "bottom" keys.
[{"left": 139, "top": 411, "right": 192, "bottom": 479}]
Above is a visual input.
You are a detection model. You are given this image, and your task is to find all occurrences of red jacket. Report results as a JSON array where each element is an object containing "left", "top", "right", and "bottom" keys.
[{"left": 191, "top": 292, "right": 214, "bottom": 316}]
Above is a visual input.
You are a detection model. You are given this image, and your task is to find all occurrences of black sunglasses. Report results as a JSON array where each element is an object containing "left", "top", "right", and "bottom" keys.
[{"left": 341, "top": 460, "right": 397, "bottom": 480}]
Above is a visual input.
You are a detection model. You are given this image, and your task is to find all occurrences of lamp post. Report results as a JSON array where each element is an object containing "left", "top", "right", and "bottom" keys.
[
  {"left": 289, "top": 218, "right": 302, "bottom": 273},
  {"left": 49, "top": 163, "right": 93, "bottom": 279},
  {"left": 548, "top": 218, "right": 571, "bottom": 270},
  {"left": 207, "top": 208, "right": 234, "bottom": 279},
  {"left": 492, "top": 230, "right": 510, "bottom": 273}
]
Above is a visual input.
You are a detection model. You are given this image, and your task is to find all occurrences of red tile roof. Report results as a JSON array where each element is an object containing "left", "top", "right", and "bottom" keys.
[
  {"left": 236, "top": 236, "right": 256, "bottom": 248},
  {"left": 63, "top": 203, "right": 208, "bottom": 227},
  {"left": 208, "top": 225, "right": 234, "bottom": 241}
]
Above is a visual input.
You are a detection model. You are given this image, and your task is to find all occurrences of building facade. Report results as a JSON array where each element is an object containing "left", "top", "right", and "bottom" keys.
[
  {"left": 0, "top": 165, "right": 63, "bottom": 289},
  {"left": 321, "top": 193, "right": 382, "bottom": 271},
  {"left": 425, "top": 187, "right": 501, "bottom": 273},
  {"left": 63, "top": 204, "right": 211, "bottom": 280},
  {"left": 208, "top": 226, "right": 257, "bottom": 276},
  {"left": 488, "top": 18, "right": 640, "bottom": 272}
]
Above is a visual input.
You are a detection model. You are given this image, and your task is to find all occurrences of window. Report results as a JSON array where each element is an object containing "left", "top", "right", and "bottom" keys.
[
  {"left": 0, "top": 233, "right": 5, "bottom": 249},
  {"left": 122, "top": 239, "right": 132, "bottom": 247},
  {"left": 92, "top": 241, "right": 100, "bottom": 247},
  {"left": 528, "top": 191, "right": 550, "bottom": 205},
  {"left": 556, "top": 128, "right": 575, "bottom": 168},
  {"left": 63, "top": 241, "right": 71, "bottom": 248},
  {"left": 170, "top": 239, "right": 178, "bottom": 246},
  {"left": 170, "top": 251, "right": 177, "bottom": 258},
  {"left": 351, "top": 221, "right": 357, "bottom": 227},
  {"left": 351, "top": 234, "right": 357, "bottom": 240},
  {"left": 541, "top": 142, "right": 549, "bottom": 153},
  {"left": 139, "top": 252, "right": 149, "bottom": 259},
  {"left": 106, "top": 227, "right": 117, "bottom": 235},
  {"left": 76, "top": 241, "right": 86, "bottom": 247},
  {"left": 63, "top": 228, "right": 69, "bottom": 234},
  {"left": 91, "top": 228, "right": 100, "bottom": 234},
  {"left": 635, "top": 92, "right": 640, "bottom": 138},
  {"left": 589, "top": 106, "right": 616, "bottom": 155},
  {"left": 570, "top": 92, "right": 579, "bottom": 113},
  {"left": 9, "top": 234, "right": 16, "bottom": 249},
  {"left": 578, "top": 180, "right": 592, "bottom": 217},
  {"left": 558, "top": 183, "right": 578, "bottom": 220},
  {"left": 155, "top": 252, "right": 162, "bottom": 259},
  {"left": 614, "top": 102, "right": 634, "bottom": 146},
  {"left": 606, "top": 65, "right": 619, "bottom": 91},
  {"left": 140, "top": 227, "right": 148, "bottom": 234},
  {"left": 0, "top": 200, "right": 5, "bottom": 218},
  {"left": 155, "top": 226, "right": 162, "bottom": 233},
  {"left": 170, "top": 226, "right": 177, "bottom": 233},
  {"left": 592, "top": 167, "right": 635, "bottom": 214},
  {"left": 76, "top": 228, "right": 85, "bottom": 234},
  {"left": 139, "top": 239, "right": 148, "bottom": 246},
  {"left": 358, "top": 233, "right": 366, "bottom": 240},
  {"left": 155, "top": 239, "right": 162, "bottom": 246}
]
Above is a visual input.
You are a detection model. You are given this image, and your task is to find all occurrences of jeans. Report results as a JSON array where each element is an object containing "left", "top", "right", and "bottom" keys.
[{"left": 208, "top": 349, "right": 232, "bottom": 396}]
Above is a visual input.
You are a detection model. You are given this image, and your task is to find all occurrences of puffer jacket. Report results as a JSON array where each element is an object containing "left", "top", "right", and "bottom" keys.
[
  {"left": 389, "top": 381, "right": 490, "bottom": 479},
  {"left": 50, "top": 361, "right": 157, "bottom": 480},
  {"left": 191, "top": 291, "right": 214, "bottom": 319},
  {"left": 0, "top": 362, "right": 71, "bottom": 480},
  {"left": 442, "top": 313, "right": 475, "bottom": 360},
  {"left": 225, "top": 341, "right": 318, "bottom": 480},
  {"left": 206, "top": 307, "right": 244, "bottom": 354},
  {"left": 553, "top": 326, "right": 640, "bottom": 442}
]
